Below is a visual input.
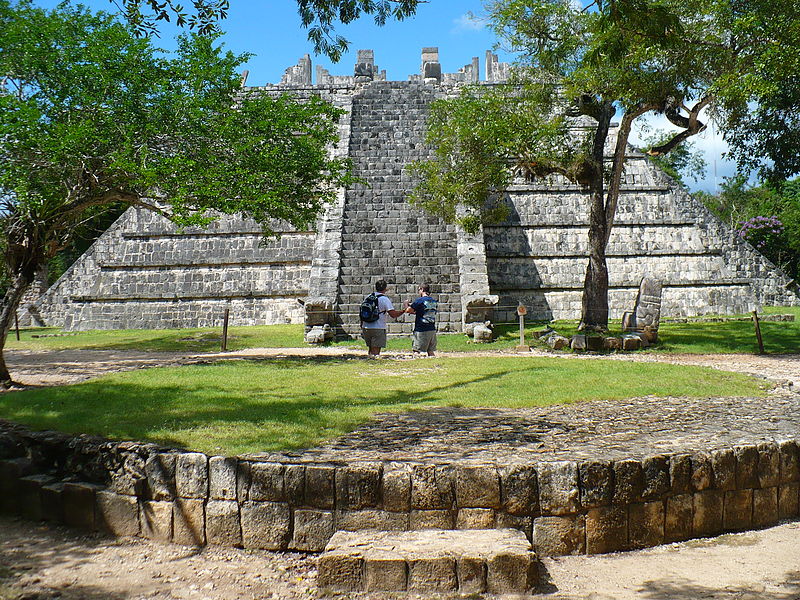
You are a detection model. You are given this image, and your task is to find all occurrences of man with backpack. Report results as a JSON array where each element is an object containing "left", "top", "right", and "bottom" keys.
[
  {"left": 403, "top": 282, "right": 438, "bottom": 356},
  {"left": 360, "top": 279, "right": 405, "bottom": 356}
]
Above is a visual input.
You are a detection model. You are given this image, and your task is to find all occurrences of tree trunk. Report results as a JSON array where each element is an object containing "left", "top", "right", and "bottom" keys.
[
  {"left": 579, "top": 101, "right": 614, "bottom": 332},
  {"left": 0, "top": 274, "right": 34, "bottom": 387}
]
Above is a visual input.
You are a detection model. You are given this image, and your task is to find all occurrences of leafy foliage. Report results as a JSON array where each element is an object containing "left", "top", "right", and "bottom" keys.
[
  {"left": 696, "top": 177, "right": 800, "bottom": 281},
  {"left": 0, "top": 0, "right": 354, "bottom": 383},
  {"left": 119, "top": 0, "right": 421, "bottom": 61},
  {"left": 412, "top": 0, "right": 800, "bottom": 330}
]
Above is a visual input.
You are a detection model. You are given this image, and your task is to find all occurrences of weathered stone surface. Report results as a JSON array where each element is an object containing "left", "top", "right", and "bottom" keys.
[
  {"left": 411, "top": 465, "right": 454, "bottom": 510},
  {"left": 408, "top": 556, "right": 457, "bottom": 591},
  {"left": 284, "top": 464, "right": 305, "bottom": 505},
  {"left": 735, "top": 445, "right": 760, "bottom": 489},
  {"left": 305, "top": 465, "right": 335, "bottom": 509},
  {"left": 603, "top": 337, "right": 622, "bottom": 350},
  {"left": 778, "top": 483, "right": 800, "bottom": 519},
  {"left": 41, "top": 482, "right": 65, "bottom": 523},
  {"left": 320, "top": 529, "right": 533, "bottom": 593},
  {"left": 586, "top": 336, "right": 604, "bottom": 352},
  {"left": 693, "top": 490, "right": 724, "bottom": 537},
  {"left": 669, "top": 454, "right": 692, "bottom": 495},
  {"left": 236, "top": 461, "right": 251, "bottom": 501},
  {"left": 487, "top": 551, "right": 535, "bottom": 594},
  {"left": 456, "top": 465, "right": 500, "bottom": 508},
  {"left": 533, "top": 515, "right": 585, "bottom": 556},
  {"left": 546, "top": 334, "right": 569, "bottom": 350},
  {"left": 338, "top": 509, "right": 408, "bottom": 531},
  {"left": 756, "top": 443, "right": 780, "bottom": 488},
  {"left": 665, "top": 494, "right": 693, "bottom": 543},
  {"left": 690, "top": 453, "right": 714, "bottom": 491},
  {"left": 205, "top": 500, "right": 241, "bottom": 547},
  {"left": 249, "top": 462, "right": 285, "bottom": 502},
  {"left": 175, "top": 453, "right": 208, "bottom": 499},
  {"left": 496, "top": 513, "right": 532, "bottom": 539},
  {"left": 291, "top": 509, "right": 334, "bottom": 552},
  {"left": 538, "top": 461, "right": 580, "bottom": 515},
  {"left": 642, "top": 455, "right": 670, "bottom": 500},
  {"left": 456, "top": 508, "right": 495, "bottom": 529},
  {"left": 501, "top": 464, "right": 539, "bottom": 516},
  {"left": 622, "top": 335, "right": 642, "bottom": 351},
  {"left": 240, "top": 501, "right": 291, "bottom": 550},
  {"left": 586, "top": 505, "right": 628, "bottom": 554},
  {"left": 711, "top": 448, "right": 737, "bottom": 491},
  {"left": 336, "top": 463, "right": 382, "bottom": 510},
  {"left": 579, "top": 461, "right": 614, "bottom": 508},
  {"left": 209, "top": 456, "right": 237, "bottom": 500},
  {"left": 0, "top": 458, "right": 33, "bottom": 513},
  {"left": 364, "top": 550, "right": 407, "bottom": 592},
  {"left": 63, "top": 482, "right": 102, "bottom": 530},
  {"left": 382, "top": 464, "right": 411, "bottom": 512},
  {"left": 613, "top": 459, "right": 643, "bottom": 504},
  {"left": 410, "top": 509, "right": 453, "bottom": 530},
  {"left": 18, "top": 474, "right": 53, "bottom": 521},
  {"left": 173, "top": 497, "right": 205, "bottom": 546},
  {"left": 723, "top": 489, "right": 753, "bottom": 531},
  {"left": 140, "top": 500, "right": 173, "bottom": 542},
  {"left": 318, "top": 550, "right": 363, "bottom": 592},
  {"left": 779, "top": 441, "right": 800, "bottom": 483},
  {"left": 96, "top": 490, "right": 140, "bottom": 537},
  {"left": 752, "top": 487, "right": 778, "bottom": 529},
  {"left": 570, "top": 334, "right": 587, "bottom": 350},
  {"left": 145, "top": 453, "right": 177, "bottom": 501},
  {"left": 629, "top": 501, "right": 665, "bottom": 549}
]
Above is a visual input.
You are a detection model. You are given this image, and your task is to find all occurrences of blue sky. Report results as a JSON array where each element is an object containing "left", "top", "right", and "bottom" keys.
[{"left": 35, "top": 0, "right": 735, "bottom": 192}]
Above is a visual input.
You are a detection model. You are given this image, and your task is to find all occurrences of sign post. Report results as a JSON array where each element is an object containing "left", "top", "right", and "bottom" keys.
[{"left": 516, "top": 304, "right": 530, "bottom": 352}]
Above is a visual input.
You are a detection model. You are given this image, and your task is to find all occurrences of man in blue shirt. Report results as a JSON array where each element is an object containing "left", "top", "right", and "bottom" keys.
[{"left": 403, "top": 282, "right": 438, "bottom": 356}]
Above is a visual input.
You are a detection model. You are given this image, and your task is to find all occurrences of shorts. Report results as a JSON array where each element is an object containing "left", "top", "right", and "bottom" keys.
[
  {"left": 362, "top": 328, "right": 387, "bottom": 348},
  {"left": 412, "top": 330, "right": 437, "bottom": 353}
]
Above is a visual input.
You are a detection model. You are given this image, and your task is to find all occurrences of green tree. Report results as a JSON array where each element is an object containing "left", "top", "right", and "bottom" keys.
[
  {"left": 121, "top": 0, "right": 421, "bottom": 60},
  {"left": 697, "top": 177, "right": 800, "bottom": 282},
  {"left": 411, "top": 0, "right": 800, "bottom": 331},
  {"left": 0, "top": 0, "right": 353, "bottom": 386}
]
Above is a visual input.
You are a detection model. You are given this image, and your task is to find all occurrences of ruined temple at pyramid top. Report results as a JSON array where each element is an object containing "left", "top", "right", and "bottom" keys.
[{"left": 26, "top": 48, "right": 799, "bottom": 335}]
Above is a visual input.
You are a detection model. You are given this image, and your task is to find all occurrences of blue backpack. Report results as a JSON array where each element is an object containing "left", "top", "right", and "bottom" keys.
[{"left": 359, "top": 292, "right": 382, "bottom": 323}]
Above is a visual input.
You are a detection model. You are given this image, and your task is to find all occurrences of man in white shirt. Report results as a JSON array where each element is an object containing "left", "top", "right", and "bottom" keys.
[{"left": 361, "top": 279, "right": 404, "bottom": 356}]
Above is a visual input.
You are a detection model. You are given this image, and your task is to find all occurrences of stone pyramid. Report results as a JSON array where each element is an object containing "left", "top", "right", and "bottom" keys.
[{"left": 30, "top": 49, "right": 798, "bottom": 334}]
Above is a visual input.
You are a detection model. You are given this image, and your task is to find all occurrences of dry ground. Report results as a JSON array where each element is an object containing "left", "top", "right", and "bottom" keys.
[{"left": 1, "top": 347, "right": 799, "bottom": 599}]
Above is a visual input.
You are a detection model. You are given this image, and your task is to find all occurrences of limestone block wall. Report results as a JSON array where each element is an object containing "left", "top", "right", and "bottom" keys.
[
  {"left": 2, "top": 421, "right": 798, "bottom": 556},
  {"left": 33, "top": 208, "right": 314, "bottom": 330},
  {"left": 485, "top": 154, "right": 799, "bottom": 323}
]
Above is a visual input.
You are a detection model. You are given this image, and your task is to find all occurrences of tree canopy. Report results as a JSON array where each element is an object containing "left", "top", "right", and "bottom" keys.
[
  {"left": 411, "top": 0, "right": 800, "bottom": 330},
  {"left": 121, "top": 0, "right": 422, "bottom": 61},
  {"left": 0, "top": 0, "right": 354, "bottom": 384}
]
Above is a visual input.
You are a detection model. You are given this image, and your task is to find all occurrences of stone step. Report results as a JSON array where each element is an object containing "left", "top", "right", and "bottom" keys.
[{"left": 317, "top": 529, "right": 537, "bottom": 594}]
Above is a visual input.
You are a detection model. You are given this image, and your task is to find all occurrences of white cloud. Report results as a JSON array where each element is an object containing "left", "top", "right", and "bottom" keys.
[{"left": 452, "top": 12, "right": 484, "bottom": 33}]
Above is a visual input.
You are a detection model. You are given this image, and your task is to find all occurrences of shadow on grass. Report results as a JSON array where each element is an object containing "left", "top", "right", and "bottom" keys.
[
  {"left": 656, "top": 319, "right": 800, "bottom": 354},
  {"left": 0, "top": 358, "right": 524, "bottom": 453}
]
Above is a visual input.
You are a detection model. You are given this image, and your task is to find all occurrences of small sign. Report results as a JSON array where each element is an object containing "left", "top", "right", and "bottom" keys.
[{"left": 516, "top": 304, "right": 527, "bottom": 316}]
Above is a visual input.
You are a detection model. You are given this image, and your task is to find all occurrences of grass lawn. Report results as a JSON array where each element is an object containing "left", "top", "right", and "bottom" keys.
[
  {"left": 7, "top": 306, "right": 798, "bottom": 355},
  {"left": 0, "top": 356, "right": 767, "bottom": 455}
]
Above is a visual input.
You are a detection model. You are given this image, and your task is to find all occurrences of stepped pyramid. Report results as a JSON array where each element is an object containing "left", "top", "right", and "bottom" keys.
[{"left": 31, "top": 49, "right": 798, "bottom": 334}]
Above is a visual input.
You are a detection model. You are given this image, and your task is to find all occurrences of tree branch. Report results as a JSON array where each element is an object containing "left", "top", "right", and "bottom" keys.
[{"left": 647, "top": 96, "right": 712, "bottom": 156}]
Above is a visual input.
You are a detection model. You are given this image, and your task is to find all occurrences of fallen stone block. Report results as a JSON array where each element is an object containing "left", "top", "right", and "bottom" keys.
[
  {"left": 570, "top": 335, "right": 587, "bottom": 350},
  {"left": 318, "top": 529, "right": 536, "bottom": 593},
  {"left": 546, "top": 333, "right": 569, "bottom": 350}
]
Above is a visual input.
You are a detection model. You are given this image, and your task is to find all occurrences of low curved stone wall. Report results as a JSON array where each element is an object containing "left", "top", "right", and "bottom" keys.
[{"left": 1, "top": 420, "right": 798, "bottom": 555}]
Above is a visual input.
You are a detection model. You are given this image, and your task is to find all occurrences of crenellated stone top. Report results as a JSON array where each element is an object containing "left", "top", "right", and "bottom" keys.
[{"left": 275, "top": 47, "right": 512, "bottom": 87}]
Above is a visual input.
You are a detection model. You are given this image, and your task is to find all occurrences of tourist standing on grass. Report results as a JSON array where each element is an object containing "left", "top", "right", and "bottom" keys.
[
  {"left": 360, "top": 279, "right": 405, "bottom": 357},
  {"left": 404, "top": 283, "right": 438, "bottom": 356}
]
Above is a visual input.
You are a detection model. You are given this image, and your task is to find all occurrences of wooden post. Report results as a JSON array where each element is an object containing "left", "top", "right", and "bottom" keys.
[
  {"left": 516, "top": 304, "right": 529, "bottom": 352},
  {"left": 221, "top": 305, "right": 230, "bottom": 352},
  {"left": 752, "top": 310, "right": 765, "bottom": 354},
  {"left": 14, "top": 313, "right": 19, "bottom": 341}
]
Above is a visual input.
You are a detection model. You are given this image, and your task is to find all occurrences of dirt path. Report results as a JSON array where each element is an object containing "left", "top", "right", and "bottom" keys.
[
  {"left": 1, "top": 347, "right": 799, "bottom": 599},
  {"left": 1, "top": 515, "right": 799, "bottom": 600}
]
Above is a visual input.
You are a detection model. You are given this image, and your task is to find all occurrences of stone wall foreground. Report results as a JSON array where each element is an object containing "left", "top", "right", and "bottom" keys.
[
  {"left": 2, "top": 420, "right": 798, "bottom": 556},
  {"left": 26, "top": 49, "right": 799, "bottom": 333}
]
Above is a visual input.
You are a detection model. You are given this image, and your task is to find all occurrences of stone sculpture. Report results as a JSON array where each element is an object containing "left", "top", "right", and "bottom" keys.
[{"left": 622, "top": 276, "right": 663, "bottom": 342}]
